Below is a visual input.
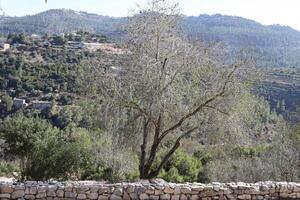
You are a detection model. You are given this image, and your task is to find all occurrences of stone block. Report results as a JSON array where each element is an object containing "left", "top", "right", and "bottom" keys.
[{"left": 11, "top": 190, "right": 25, "bottom": 199}]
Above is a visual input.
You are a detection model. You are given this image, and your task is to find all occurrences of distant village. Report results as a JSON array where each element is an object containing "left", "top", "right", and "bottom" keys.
[{"left": 0, "top": 31, "right": 126, "bottom": 116}]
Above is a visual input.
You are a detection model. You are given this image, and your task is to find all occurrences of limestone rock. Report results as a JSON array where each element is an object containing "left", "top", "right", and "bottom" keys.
[
  {"left": 65, "top": 191, "right": 76, "bottom": 198},
  {"left": 88, "top": 193, "right": 99, "bottom": 199},
  {"left": 181, "top": 186, "right": 192, "bottom": 194},
  {"left": 237, "top": 194, "right": 251, "bottom": 200},
  {"left": 160, "top": 194, "right": 171, "bottom": 200},
  {"left": 0, "top": 185, "right": 13, "bottom": 193},
  {"left": 139, "top": 193, "right": 149, "bottom": 200},
  {"left": 171, "top": 194, "right": 180, "bottom": 200},
  {"left": 98, "top": 195, "right": 109, "bottom": 200},
  {"left": 11, "top": 190, "right": 25, "bottom": 199},
  {"left": 24, "top": 194, "right": 36, "bottom": 199},
  {"left": 164, "top": 187, "right": 175, "bottom": 194},
  {"left": 113, "top": 187, "right": 123, "bottom": 196},
  {"left": 110, "top": 194, "right": 123, "bottom": 200},
  {"left": 77, "top": 193, "right": 87, "bottom": 199},
  {"left": 149, "top": 195, "right": 160, "bottom": 200},
  {"left": 56, "top": 189, "right": 64, "bottom": 197},
  {"left": 0, "top": 193, "right": 11, "bottom": 198}
]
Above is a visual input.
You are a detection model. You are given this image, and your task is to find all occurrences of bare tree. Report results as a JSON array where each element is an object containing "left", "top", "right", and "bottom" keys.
[{"left": 104, "top": 0, "right": 250, "bottom": 179}]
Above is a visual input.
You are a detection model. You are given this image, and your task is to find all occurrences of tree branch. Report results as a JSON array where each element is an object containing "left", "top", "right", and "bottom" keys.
[
  {"left": 125, "top": 101, "right": 157, "bottom": 127},
  {"left": 203, "top": 105, "right": 229, "bottom": 116},
  {"left": 139, "top": 117, "right": 150, "bottom": 178},
  {"left": 158, "top": 65, "right": 238, "bottom": 141},
  {"left": 147, "top": 126, "right": 198, "bottom": 178}
]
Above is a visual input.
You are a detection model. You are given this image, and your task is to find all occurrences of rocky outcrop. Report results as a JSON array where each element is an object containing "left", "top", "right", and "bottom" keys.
[{"left": 0, "top": 181, "right": 299, "bottom": 199}]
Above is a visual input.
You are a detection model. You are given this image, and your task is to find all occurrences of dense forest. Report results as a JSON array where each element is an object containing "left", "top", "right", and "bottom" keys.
[{"left": 0, "top": 1, "right": 299, "bottom": 183}]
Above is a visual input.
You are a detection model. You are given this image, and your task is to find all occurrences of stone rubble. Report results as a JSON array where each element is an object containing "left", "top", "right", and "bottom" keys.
[{"left": 0, "top": 181, "right": 299, "bottom": 199}]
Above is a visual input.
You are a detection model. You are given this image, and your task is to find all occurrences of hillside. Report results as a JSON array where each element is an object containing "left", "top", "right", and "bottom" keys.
[
  {"left": 184, "top": 15, "right": 300, "bottom": 67},
  {"left": 0, "top": 9, "right": 125, "bottom": 38},
  {"left": 1, "top": 10, "right": 300, "bottom": 67}
]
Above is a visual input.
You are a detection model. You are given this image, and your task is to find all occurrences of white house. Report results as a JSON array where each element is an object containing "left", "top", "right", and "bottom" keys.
[{"left": 0, "top": 43, "right": 10, "bottom": 51}]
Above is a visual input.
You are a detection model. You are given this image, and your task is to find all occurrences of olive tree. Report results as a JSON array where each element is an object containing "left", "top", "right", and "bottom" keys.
[{"left": 104, "top": 0, "right": 250, "bottom": 179}]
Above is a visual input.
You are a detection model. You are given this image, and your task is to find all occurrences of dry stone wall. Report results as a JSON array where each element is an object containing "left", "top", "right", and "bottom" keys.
[{"left": 0, "top": 181, "right": 300, "bottom": 200}]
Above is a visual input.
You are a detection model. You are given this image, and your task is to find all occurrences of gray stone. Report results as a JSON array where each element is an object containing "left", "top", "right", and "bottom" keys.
[
  {"left": 0, "top": 185, "right": 13, "bottom": 193},
  {"left": 65, "top": 191, "right": 76, "bottom": 198},
  {"left": 139, "top": 193, "right": 149, "bottom": 200},
  {"left": 180, "top": 194, "right": 188, "bottom": 200},
  {"left": 171, "top": 194, "right": 180, "bottom": 200},
  {"left": 77, "top": 186, "right": 89, "bottom": 194},
  {"left": 11, "top": 190, "right": 25, "bottom": 199},
  {"left": 123, "top": 191, "right": 131, "bottom": 200},
  {"left": 0, "top": 193, "right": 11, "bottom": 198},
  {"left": 237, "top": 194, "right": 251, "bottom": 200},
  {"left": 30, "top": 187, "right": 37, "bottom": 195},
  {"left": 191, "top": 194, "right": 199, "bottom": 200},
  {"left": 65, "top": 186, "right": 73, "bottom": 192},
  {"left": 164, "top": 187, "right": 175, "bottom": 194},
  {"left": 38, "top": 186, "right": 47, "bottom": 193},
  {"left": 15, "top": 185, "right": 25, "bottom": 190},
  {"left": 160, "top": 194, "right": 171, "bottom": 200},
  {"left": 145, "top": 189, "right": 155, "bottom": 194},
  {"left": 88, "top": 193, "right": 99, "bottom": 199},
  {"left": 154, "top": 189, "right": 164, "bottom": 195},
  {"left": 110, "top": 194, "right": 123, "bottom": 200},
  {"left": 149, "top": 195, "right": 160, "bottom": 200},
  {"left": 56, "top": 190, "right": 64, "bottom": 198},
  {"left": 36, "top": 192, "right": 47, "bottom": 198},
  {"left": 191, "top": 186, "right": 204, "bottom": 192},
  {"left": 181, "top": 187, "right": 192, "bottom": 194},
  {"left": 24, "top": 194, "right": 36, "bottom": 199},
  {"left": 113, "top": 188, "right": 123, "bottom": 196},
  {"left": 47, "top": 186, "right": 57, "bottom": 192},
  {"left": 77, "top": 193, "right": 87, "bottom": 199},
  {"left": 90, "top": 186, "right": 100, "bottom": 193},
  {"left": 98, "top": 195, "right": 109, "bottom": 200},
  {"left": 99, "top": 187, "right": 110, "bottom": 194},
  {"left": 47, "top": 191, "right": 56, "bottom": 197}
]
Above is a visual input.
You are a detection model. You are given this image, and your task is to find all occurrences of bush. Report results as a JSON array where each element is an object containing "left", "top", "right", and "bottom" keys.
[
  {"left": 158, "top": 149, "right": 202, "bottom": 182},
  {"left": 26, "top": 127, "right": 92, "bottom": 180},
  {"left": 0, "top": 115, "right": 93, "bottom": 180},
  {"left": 0, "top": 161, "right": 20, "bottom": 177}
]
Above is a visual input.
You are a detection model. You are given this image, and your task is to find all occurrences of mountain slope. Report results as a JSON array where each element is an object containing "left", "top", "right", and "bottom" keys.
[
  {"left": 0, "top": 9, "right": 125, "bottom": 37},
  {"left": 183, "top": 14, "right": 300, "bottom": 67},
  {"left": 1, "top": 9, "right": 300, "bottom": 67}
]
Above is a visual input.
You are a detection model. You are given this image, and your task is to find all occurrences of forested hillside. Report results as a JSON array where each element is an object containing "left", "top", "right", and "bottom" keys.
[
  {"left": 0, "top": 9, "right": 125, "bottom": 38},
  {"left": 184, "top": 15, "right": 300, "bottom": 67},
  {"left": 1, "top": 9, "right": 300, "bottom": 67}
]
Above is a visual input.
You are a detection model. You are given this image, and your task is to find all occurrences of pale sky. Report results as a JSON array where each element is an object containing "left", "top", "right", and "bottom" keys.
[{"left": 2, "top": 0, "right": 300, "bottom": 30}]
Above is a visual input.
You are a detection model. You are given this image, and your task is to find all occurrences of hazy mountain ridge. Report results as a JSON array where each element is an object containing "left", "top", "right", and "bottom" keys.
[{"left": 1, "top": 9, "right": 300, "bottom": 67}]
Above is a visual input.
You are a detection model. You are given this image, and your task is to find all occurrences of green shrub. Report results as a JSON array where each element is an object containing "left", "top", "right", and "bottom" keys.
[
  {"left": 0, "top": 161, "right": 20, "bottom": 177},
  {"left": 158, "top": 149, "right": 202, "bottom": 182},
  {"left": 0, "top": 115, "right": 93, "bottom": 180}
]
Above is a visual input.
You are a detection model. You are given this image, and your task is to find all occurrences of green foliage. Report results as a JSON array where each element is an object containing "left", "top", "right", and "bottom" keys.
[
  {"left": 230, "top": 145, "right": 272, "bottom": 158},
  {"left": 0, "top": 95, "right": 13, "bottom": 114},
  {"left": 0, "top": 114, "right": 93, "bottom": 180},
  {"left": 0, "top": 161, "right": 20, "bottom": 177},
  {"left": 52, "top": 35, "right": 67, "bottom": 46},
  {"left": 7, "top": 33, "right": 27, "bottom": 45},
  {"left": 26, "top": 127, "right": 92, "bottom": 180},
  {"left": 0, "top": 114, "right": 59, "bottom": 158},
  {"left": 158, "top": 150, "right": 202, "bottom": 183}
]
